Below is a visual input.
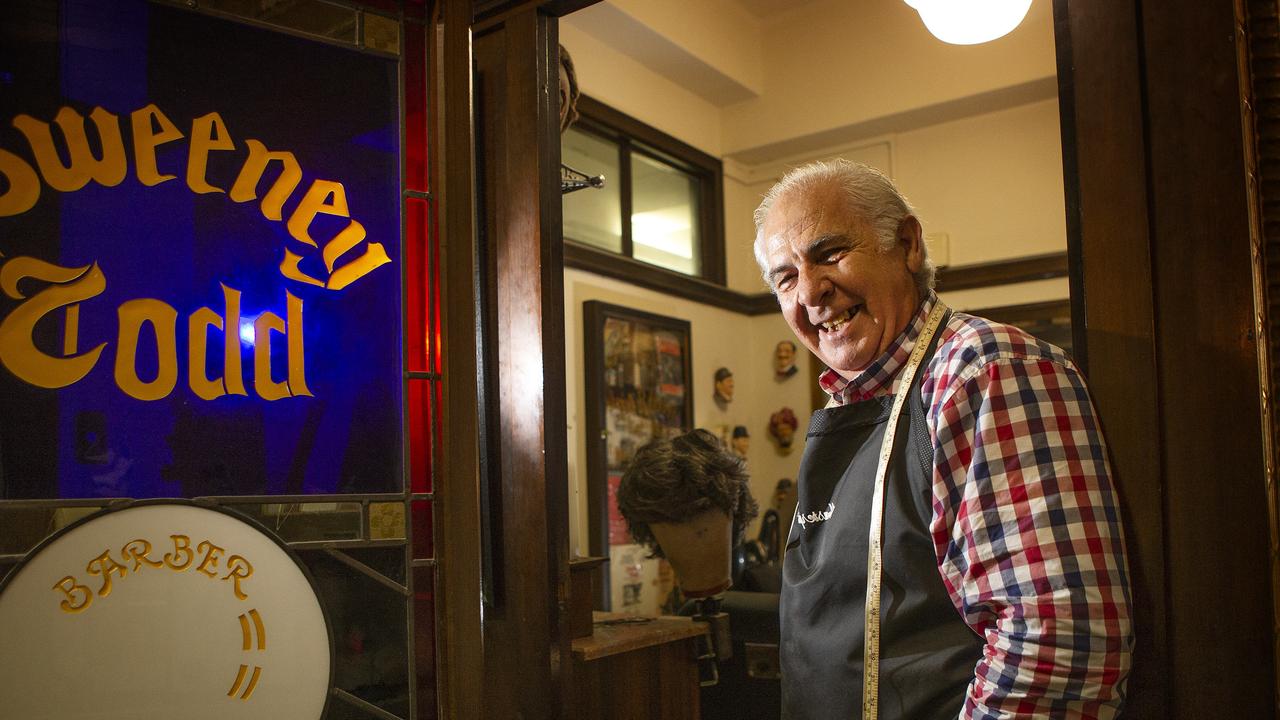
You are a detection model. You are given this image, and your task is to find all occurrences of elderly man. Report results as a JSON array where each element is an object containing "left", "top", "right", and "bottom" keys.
[{"left": 754, "top": 160, "right": 1132, "bottom": 720}]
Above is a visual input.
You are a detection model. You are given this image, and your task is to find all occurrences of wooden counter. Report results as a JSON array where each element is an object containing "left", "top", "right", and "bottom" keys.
[{"left": 570, "top": 613, "right": 708, "bottom": 719}]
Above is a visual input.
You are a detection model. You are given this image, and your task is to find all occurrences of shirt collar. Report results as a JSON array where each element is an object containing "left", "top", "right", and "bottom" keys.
[{"left": 818, "top": 291, "right": 937, "bottom": 405}]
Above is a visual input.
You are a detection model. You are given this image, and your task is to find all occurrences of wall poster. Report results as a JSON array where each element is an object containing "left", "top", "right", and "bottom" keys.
[
  {"left": 0, "top": 0, "right": 403, "bottom": 499},
  {"left": 583, "top": 301, "right": 693, "bottom": 614}
]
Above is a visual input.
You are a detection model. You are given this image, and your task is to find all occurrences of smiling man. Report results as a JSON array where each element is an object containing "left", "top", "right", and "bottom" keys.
[{"left": 755, "top": 160, "right": 1133, "bottom": 720}]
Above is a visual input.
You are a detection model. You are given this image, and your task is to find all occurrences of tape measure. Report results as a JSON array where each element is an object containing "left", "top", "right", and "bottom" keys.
[{"left": 862, "top": 300, "right": 949, "bottom": 720}]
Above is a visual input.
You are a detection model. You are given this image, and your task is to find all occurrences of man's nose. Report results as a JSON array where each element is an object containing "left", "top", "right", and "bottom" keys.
[{"left": 795, "top": 267, "right": 831, "bottom": 307}]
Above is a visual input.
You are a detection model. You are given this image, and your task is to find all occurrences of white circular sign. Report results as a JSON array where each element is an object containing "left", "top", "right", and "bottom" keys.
[{"left": 0, "top": 502, "right": 332, "bottom": 720}]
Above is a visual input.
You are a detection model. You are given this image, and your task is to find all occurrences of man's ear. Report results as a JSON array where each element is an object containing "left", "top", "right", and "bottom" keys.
[{"left": 898, "top": 215, "right": 924, "bottom": 274}]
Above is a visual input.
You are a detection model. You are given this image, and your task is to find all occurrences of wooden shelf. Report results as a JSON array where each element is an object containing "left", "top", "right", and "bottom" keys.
[{"left": 572, "top": 612, "right": 708, "bottom": 662}]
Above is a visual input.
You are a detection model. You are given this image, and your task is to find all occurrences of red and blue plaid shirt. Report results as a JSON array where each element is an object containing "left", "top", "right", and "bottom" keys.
[{"left": 819, "top": 292, "right": 1133, "bottom": 720}]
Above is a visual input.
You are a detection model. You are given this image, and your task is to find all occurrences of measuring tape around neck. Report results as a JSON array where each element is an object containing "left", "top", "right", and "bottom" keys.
[{"left": 861, "top": 300, "right": 949, "bottom": 720}]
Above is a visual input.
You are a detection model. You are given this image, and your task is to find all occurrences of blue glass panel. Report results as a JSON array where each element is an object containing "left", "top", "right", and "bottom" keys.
[{"left": 0, "top": 1, "right": 403, "bottom": 498}]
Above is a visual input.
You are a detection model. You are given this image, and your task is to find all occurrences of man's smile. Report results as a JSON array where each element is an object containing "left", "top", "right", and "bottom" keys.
[{"left": 818, "top": 304, "right": 863, "bottom": 333}]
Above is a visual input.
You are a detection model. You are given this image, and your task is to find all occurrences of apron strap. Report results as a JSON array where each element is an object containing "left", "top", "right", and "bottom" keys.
[{"left": 862, "top": 299, "right": 950, "bottom": 720}]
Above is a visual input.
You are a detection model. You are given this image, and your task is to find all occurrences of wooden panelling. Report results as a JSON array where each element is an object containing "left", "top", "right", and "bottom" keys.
[
  {"left": 1056, "top": 1, "right": 1167, "bottom": 716},
  {"left": 472, "top": 8, "right": 570, "bottom": 718},
  {"left": 433, "top": 0, "right": 485, "bottom": 716},
  {"left": 1061, "top": 0, "right": 1275, "bottom": 716},
  {"left": 1245, "top": 0, "right": 1280, "bottom": 706},
  {"left": 564, "top": 245, "right": 1068, "bottom": 318},
  {"left": 1142, "top": 2, "right": 1273, "bottom": 715},
  {"left": 932, "top": 252, "right": 1068, "bottom": 292}
]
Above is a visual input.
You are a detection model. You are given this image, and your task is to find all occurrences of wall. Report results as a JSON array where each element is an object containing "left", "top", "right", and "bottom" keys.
[
  {"left": 564, "top": 269, "right": 813, "bottom": 558},
  {"left": 723, "top": 98, "right": 1069, "bottom": 308},
  {"left": 721, "top": 0, "right": 1058, "bottom": 157},
  {"left": 559, "top": 21, "right": 722, "bottom": 157},
  {"left": 560, "top": 1, "right": 1072, "bottom": 562}
]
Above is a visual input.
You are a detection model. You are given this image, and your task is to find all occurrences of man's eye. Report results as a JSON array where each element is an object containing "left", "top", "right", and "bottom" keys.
[
  {"left": 821, "top": 249, "right": 846, "bottom": 264},
  {"left": 775, "top": 274, "right": 796, "bottom": 291}
]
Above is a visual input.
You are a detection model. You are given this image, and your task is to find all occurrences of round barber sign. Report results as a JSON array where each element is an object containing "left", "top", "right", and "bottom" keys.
[{"left": 0, "top": 501, "right": 332, "bottom": 720}]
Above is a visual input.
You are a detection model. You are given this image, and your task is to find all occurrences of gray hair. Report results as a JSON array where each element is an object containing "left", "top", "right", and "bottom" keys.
[{"left": 752, "top": 159, "right": 935, "bottom": 294}]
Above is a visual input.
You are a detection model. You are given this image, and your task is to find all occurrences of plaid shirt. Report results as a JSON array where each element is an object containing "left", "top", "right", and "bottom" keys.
[{"left": 819, "top": 292, "right": 1133, "bottom": 719}]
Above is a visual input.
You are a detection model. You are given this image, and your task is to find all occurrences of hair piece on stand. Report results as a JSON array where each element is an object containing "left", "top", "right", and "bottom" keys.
[{"left": 618, "top": 429, "right": 759, "bottom": 559}]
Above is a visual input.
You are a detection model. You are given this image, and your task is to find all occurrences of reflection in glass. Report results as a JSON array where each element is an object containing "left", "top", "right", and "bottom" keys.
[
  {"left": 562, "top": 127, "right": 623, "bottom": 252},
  {"left": 238, "top": 502, "right": 363, "bottom": 542},
  {"left": 631, "top": 152, "right": 700, "bottom": 276}
]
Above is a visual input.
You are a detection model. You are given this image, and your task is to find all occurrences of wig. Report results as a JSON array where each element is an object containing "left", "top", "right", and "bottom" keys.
[{"left": 618, "top": 428, "right": 759, "bottom": 559}]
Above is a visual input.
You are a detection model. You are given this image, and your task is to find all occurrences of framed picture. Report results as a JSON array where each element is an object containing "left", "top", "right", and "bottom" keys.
[{"left": 583, "top": 302, "right": 693, "bottom": 613}]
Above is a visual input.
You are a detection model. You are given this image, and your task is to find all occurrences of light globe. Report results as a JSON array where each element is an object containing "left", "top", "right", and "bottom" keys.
[{"left": 905, "top": 0, "right": 1034, "bottom": 45}]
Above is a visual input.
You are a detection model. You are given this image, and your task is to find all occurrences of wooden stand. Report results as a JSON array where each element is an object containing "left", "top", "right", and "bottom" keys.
[{"left": 570, "top": 613, "right": 708, "bottom": 719}]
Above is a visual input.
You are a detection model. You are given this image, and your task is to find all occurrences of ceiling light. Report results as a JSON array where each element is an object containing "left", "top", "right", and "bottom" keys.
[{"left": 905, "top": 0, "right": 1033, "bottom": 45}]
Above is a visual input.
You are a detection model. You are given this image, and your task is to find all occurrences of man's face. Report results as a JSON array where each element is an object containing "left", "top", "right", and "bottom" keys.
[
  {"left": 757, "top": 181, "right": 923, "bottom": 378},
  {"left": 715, "top": 375, "right": 734, "bottom": 401},
  {"left": 774, "top": 342, "right": 795, "bottom": 373}
]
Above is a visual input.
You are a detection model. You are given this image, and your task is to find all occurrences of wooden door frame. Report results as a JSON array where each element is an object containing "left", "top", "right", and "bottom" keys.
[
  {"left": 434, "top": 0, "right": 1280, "bottom": 716},
  {"left": 1058, "top": 1, "right": 1276, "bottom": 716}
]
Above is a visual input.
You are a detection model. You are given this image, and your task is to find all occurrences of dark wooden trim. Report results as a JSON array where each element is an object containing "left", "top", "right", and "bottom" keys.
[
  {"left": 1243, "top": 0, "right": 1280, "bottom": 703},
  {"left": 619, "top": 137, "right": 634, "bottom": 259},
  {"left": 569, "top": 95, "right": 727, "bottom": 285},
  {"left": 582, "top": 301, "right": 695, "bottom": 610},
  {"left": 541, "top": 15, "right": 573, "bottom": 716},
  {"left": 471, "top": 8, "right": 570, "bottom": 716},
  {"left": 966, "top": 297, "right": 1071, "bottom": 321},
  {"left": 471, "top": 0, "right": 599, "bottom": 26},
  {"left": 433, "top": 0, "right": 485, "bottom": 715},
  {"left": 564, "top": 243, "right": 777, "bottom": 314},
  {"left": 1141, "top": 1, "right": 1273, "bottom": 714},
  {"left": 932, "top": 251, "right": 1068, "bottom": 292},
  {"left": 566, "top": 244, "right": 1070, "bottom": 317},
  {"left": 1056, "top": 2, "right": 1168, "bottom": 716},
  {"left": 1061, "top": 0, "right": 1276, "bottom": 716},
  {"left": 542, "top": 0, "right": 602, "bottom": 16},
  {"left": 577, "top": 95, "right": 721, "bottom": 174}
]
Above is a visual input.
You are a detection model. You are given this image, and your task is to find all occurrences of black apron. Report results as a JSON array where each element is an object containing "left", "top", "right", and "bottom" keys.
[{"left": 781, "top": 313, "right": 983, "bottom": 720}]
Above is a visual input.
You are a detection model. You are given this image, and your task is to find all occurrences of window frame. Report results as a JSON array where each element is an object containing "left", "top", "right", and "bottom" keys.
[{"left": 563, "top": 95, "right": 726, "bottom": 287}]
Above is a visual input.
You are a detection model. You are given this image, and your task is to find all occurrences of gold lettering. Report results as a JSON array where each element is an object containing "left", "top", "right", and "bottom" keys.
[
  {"left": 114, "top": 298, "right": 178, "bottom": 401},
  {"left": 280, "top": 180, "right": 390, "bottom": 289},
  {"left": 285, "top": 291, "right": 311, "bottom": 397},
  {"left": 187, "top": 284, "right": 246, "bottom": 400},
  {"left": 0, "top": 147, "right": 40, "bottom": 217},
  {"left": 324, "top": 238, "right": 391, "bottom": 291},
  {"left": 229, "top": 139, "right": 302, "bottom": 221},
  {"left": 130, "top": 104, "right": 184, "bottom": 187},
  {"left": 221, "top": 284, "right": 246, "bottom": 396},
  {"left": 195, "top": 540, "right": 225, "bottom": 578},
  {"left": 13, "top": 106, "right": 126, "bottom": 192},
  {"left": 253, "top": 311, "right": 290, "bottom": 401},
  {"left": 285, "top": 179, "right": 348, "bottom": 248},
  {"left": 52, "top": 576, "right": 92, "bottom": 613},
  {"left": 188, "top": 306, "right": 224, "bottom": 400},
  {"left": 85, "top": 549, "right": 128, "bottom": 598},
  {"left": 164, "top": 534, "right": 194, "bottom": 571},
  {"left": 120, "top": 539, "right": 164, "bottom": 571},
  {"left": 223, "top": 555, "right": 253, "bottom": 600},
  {"left": 63, "top": 303, "right": 80, "bottom": 355},
  {"left": 0, "top": 257, "right": 107, "bottom": 389},
  {"left": 186, "top": 112, "right": 234, "bottom": 194},
  {"left": 278, "top": 249, "right": 325, "bottom": 287}
]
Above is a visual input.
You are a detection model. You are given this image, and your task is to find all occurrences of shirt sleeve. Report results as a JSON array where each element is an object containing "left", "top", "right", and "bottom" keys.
[{"left": 928, "top": 353, "right": 1133, "bottom": 720}]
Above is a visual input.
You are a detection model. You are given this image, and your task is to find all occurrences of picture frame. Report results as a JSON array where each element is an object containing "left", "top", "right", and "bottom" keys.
[{"left": 583, "top": 301, "right": 694, "bottom": 612}]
